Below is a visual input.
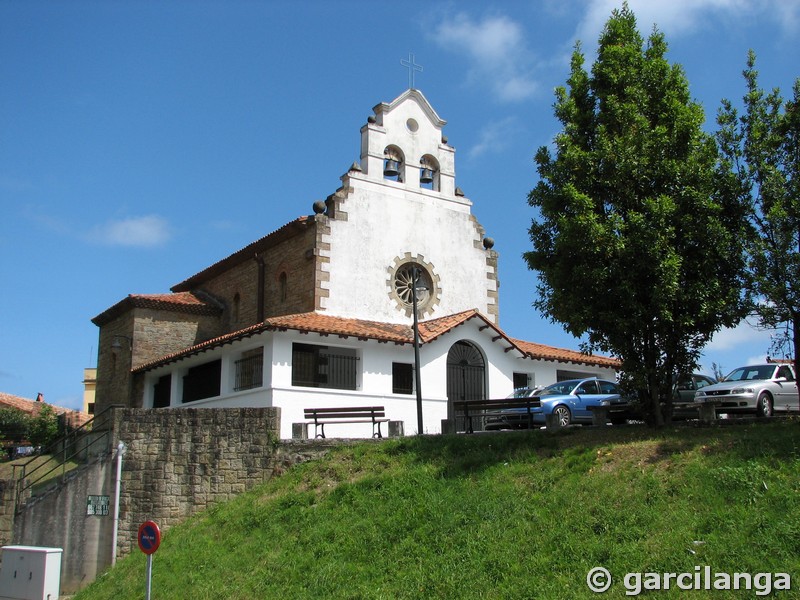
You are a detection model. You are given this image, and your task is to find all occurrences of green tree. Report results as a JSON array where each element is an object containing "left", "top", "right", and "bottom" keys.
[
  {"left": 717, "top": 52, "right": 800, "bottom": 375},
  {"left": 0, "top": 407, "right": 30, "bottom": 444},
  {"left": 27, "top": 404, "right": 59, "bottom": 448},
  {"left": 524, "top": 5, "right": 750, "bottom": 425}
]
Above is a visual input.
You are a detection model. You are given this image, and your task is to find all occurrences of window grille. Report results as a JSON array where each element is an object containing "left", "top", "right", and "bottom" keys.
[
  {"left": 292, "top": 343, "right": 359, "bottom": 390},
  {"left": 234, "top": 351, "right": 264, "bottom": 391}
]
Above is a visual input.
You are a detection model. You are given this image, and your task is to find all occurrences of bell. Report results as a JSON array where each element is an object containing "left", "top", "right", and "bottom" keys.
[
  {"left": 384, "top": 159, "right": 399, "bottom": 177},
  {"left": 420, "top": 167, "right": 434, "bottom": 184}
]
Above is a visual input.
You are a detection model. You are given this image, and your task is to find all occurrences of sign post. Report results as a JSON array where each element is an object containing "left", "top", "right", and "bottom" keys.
[{"left": 138, "top": 520, "right": 161, "bottom": 600}]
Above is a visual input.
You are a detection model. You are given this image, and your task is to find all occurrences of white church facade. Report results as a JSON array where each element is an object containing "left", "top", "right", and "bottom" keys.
[{"left": 91, "top": 89, "right": 619, "bottom": 438}]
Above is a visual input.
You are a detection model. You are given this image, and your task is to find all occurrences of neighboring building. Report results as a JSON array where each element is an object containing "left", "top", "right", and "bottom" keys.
[
  {"left": 82, "top": 368, "right": 97, "bottom": 415},
  {"left": 0, "top": 392, "right": 91, "bottom": 433},
  {"left": 91, "top": 88, "right": 620, "bottom": 437}
]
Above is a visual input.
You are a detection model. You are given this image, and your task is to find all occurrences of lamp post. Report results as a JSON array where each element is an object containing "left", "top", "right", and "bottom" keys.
[
  {"left": 110, "top": 335, "right": 132, "bottom": 356},
  {"left": 411, "top": 266, "right": 428, "bottom": 435}
]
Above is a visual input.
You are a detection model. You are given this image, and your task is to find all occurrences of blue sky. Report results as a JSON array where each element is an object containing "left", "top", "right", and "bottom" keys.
[{"left": 2, "top": 0, "right": 798, "bottom": 411}]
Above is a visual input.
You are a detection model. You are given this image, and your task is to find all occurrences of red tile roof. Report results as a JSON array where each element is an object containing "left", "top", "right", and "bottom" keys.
[
  {"left": 92, "top": 291, "right": 223, "bottom": 326},
  {"left": 134, "top": 310, "right": 619, "bottom": 372},
  {"left": 0, "top": 392, "right": 41, "bottom": 414},
  {"left": 417, "top": 309, "right": 481, "bottom": 342},
  {"left": 511, "top": 338, "right": 620, "bottom": 368},
  {"left": 0, "top": 392, "right": 91, "bottom": 425},
  {"left": 267, "top": 312, "right": 412, "bottom": 342}
]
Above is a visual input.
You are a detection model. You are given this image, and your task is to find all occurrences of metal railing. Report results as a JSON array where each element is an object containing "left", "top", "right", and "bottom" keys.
[{"left": 13, "top": 404, "right": 122, "bottom": 513}]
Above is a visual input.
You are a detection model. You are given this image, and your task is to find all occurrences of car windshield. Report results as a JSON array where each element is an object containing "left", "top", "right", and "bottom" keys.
[
  {"left": 508, "top": 388, "right": 538, "bottom": 398},
  {"left": 723, "top": 365, "right": 775, "bottom": 382},
  {"left": 540, "top": 381, "right": 580, "bottom": 396}
]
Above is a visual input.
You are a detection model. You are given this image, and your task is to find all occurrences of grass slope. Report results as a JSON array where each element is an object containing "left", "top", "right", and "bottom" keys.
[
  {"left": 0, "top": 454, "right": 81, "bottom": 496},
  {"left": 75, "top": 421, "right": 800, "bottom": 599}
]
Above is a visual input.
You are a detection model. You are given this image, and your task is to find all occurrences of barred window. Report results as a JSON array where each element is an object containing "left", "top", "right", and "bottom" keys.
[
  {"left": 292, "top": 343, "right": 359, "bottom": 390},
  {"left": 234, "top": 348, "right": 264, "bottom": 392}
]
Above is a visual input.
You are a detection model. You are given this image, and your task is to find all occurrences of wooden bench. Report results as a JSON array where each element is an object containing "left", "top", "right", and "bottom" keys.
[
  {"left": 452, "top": 398, "right": 541, "bottom": 434},
  {"left": 304, "top": 406, "right": 390, "bottom": 439}
]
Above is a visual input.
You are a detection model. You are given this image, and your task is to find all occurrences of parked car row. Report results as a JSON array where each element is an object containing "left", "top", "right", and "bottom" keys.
[
  {"left": 695, "top": 363, "right": 799, "bottom": 417},
  {"left": 483, "top": 362, "right": 798, "bottom": 431},
  {"left": 670, "top": 373, "right": 717, "bottom": 418},
  {"left": 485, "top": 377, "right": 632, "bottom": 430}
]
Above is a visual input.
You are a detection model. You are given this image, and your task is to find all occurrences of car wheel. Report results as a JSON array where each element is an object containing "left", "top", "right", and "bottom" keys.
[
  {"left": 756, "top": 393, "right": 773, "bottom": 418},
  {"left": 553, "top": 405, "right": 571, "bottom": 427}
]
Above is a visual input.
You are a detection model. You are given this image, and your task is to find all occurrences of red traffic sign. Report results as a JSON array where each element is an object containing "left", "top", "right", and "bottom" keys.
[{"left": 138, "top": 521, "right": 161, "bottom": 555}]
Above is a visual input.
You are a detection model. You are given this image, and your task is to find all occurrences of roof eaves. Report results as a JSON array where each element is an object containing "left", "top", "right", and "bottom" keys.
[
  {"left": 510, "top": 338, "right": 620, "bottom": 369},
  {"left": 134, "top": 313, "right": 415, "bottom": 373},
  {"left": 171, "top": 216, "right": 311, "bottom": 292},
  {"left": 420, "top": 310, "right": 528, "bottom": 356},
  {"left": 133, "top": 322, "right": 270, "bottom": 373},
  {"left": 91, "top": 292, "right": 222, "bottom": 327}
]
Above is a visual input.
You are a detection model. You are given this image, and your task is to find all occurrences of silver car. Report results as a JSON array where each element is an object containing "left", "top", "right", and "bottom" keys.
[{"left": 694, "top": 363, "right": 799, "bottom": 417}]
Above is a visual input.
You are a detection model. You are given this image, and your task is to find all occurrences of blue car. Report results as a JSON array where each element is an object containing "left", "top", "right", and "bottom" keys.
[{"left": 485, "top": 378, "right": 631, "bottom": 429}]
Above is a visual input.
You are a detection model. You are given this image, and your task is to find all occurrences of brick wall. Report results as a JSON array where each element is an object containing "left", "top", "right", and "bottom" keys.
[
  {"left": 132, "top": 308, "right": 223, "bottom": 366},
  {"left": 267, "top": 222, "right": 321, "bottom": 316},
  {"left": 197, "top": 223, "right": 320, "bottom": 323},
  {"left": 95, "top": 309, "right": 224, "bottom": 413}
]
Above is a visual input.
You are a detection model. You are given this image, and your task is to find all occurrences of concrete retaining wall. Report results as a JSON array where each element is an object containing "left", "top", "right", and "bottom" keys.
[{"left": 12, "top": 455, "right": 117, "bottom": 592}]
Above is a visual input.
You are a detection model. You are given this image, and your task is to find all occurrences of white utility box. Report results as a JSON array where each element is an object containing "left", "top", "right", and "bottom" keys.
[{"left": 0, "top": 546, "right": 62, "bottom": 600}]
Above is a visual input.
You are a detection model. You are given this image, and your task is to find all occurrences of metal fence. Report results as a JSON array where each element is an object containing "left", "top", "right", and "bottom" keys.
[{"left": 13, "top": 405, "right": 121, "bottom": 513}]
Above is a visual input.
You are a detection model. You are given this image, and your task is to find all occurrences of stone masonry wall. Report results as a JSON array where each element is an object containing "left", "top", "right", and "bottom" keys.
[
  {"left": 114, "top": 407, "right": 337, "bottom": 560},
  {"left": 95, "top": 308, "right": 224, "bottom": 413},
  {"left": 6, "top": 407, "right": 344, "bottom": 593}
]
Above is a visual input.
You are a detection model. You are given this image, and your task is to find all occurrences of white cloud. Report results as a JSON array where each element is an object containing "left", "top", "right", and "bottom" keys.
[
  {"left": 699, "top": 319, "right": 774, "bottom": 375},
  {"left": 574, "top": 0, "right": 800, "bottom": 49},
  {"left": 773, "top": 0, "right": 800, "bottom": 31},
  {"left": 432, "top": 13, "right": 538, "bottom": 102},
  {"left": 705, "top": 319, "right": 770, "bottom": 352},
  {"left": 468, "top": 117, "right": 519, "bottom": 159},
  {"left": 89, "top": 215, "right": 171, "bottom": 248}
]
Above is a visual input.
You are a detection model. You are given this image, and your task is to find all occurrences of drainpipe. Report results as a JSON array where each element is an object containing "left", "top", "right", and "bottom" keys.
[{"left": 111, "top": 441, "right": 127, "bottom": 566}]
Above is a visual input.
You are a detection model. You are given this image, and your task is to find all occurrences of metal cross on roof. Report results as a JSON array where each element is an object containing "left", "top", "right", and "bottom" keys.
[{"left": 401, "top": 53, "right": 423, "bottom": 89}]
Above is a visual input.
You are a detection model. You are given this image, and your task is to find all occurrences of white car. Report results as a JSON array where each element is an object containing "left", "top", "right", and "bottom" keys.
[{"left": 695, "top": 363, "right": 799, "bottom": 417}]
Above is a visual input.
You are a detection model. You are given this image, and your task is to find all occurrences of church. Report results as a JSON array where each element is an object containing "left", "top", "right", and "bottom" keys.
[{"left": 91, "top": 88, "right": 619, "bottom": 438}]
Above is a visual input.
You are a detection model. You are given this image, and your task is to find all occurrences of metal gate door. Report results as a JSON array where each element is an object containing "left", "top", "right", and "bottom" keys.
[{"left": 447, "top": 341, "right": 486, "bottom": 432}]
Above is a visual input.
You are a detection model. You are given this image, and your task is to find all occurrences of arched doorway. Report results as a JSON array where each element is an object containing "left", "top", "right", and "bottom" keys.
[{"left": 447, "top": 340, "right": 486, "bottom": 431}]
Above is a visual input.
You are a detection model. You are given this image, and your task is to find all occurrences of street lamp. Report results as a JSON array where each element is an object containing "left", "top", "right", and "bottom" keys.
[
  {"left": 110, "top": 335, "right": 133, "bottom": 357},
  {"left": 410, "top": 266, "right": 428, "bottom": 435}
]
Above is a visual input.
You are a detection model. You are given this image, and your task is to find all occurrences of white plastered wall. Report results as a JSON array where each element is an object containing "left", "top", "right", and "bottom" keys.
[
  {"left": 322, "top": 89, "right": 496, "bottom": 324},
  {"left": 141, "top": 324, "right": 617, "bottom": 439}
]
